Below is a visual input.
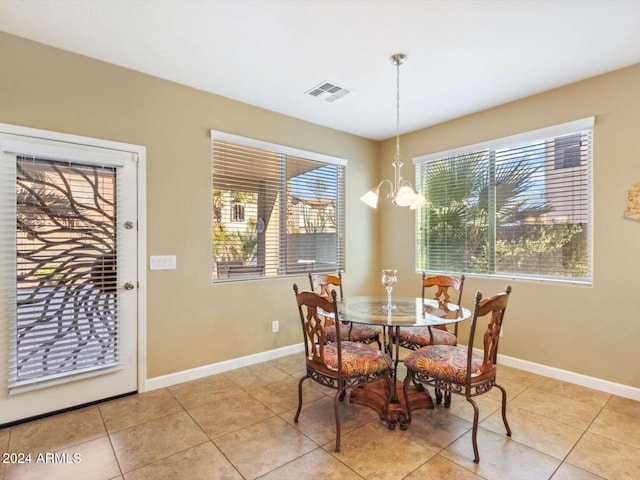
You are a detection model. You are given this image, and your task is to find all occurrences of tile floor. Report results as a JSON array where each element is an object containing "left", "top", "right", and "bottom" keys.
[{"left": 2, "top": 353, "right": 640, "bottom": 480}]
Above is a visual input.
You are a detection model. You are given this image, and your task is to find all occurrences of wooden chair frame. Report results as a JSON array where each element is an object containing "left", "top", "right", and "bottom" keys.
[
  {"left": 403, "top": 286, "right": 512, "bottom": 463},
  {"left": 308, "top": 272, "right": 382, "bottom": 349},
  {"left": 396, "top": 273, "right": 465, "bottom": 352},
  {"left": 293, "top": 284, "right": 391, "bottom": 452}
]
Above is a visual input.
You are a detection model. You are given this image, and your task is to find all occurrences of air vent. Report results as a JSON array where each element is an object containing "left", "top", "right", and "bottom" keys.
[{"left": 306, "top": 81, "right": 350, "bottom": 102}]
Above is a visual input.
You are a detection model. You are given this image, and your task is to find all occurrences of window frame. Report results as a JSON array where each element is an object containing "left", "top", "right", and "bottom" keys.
[
  {"left": 210, "top": 130, "right": 347, "bottom": 282},
  {"left": 412, "top": 117, "right": 594, "bottom": 285}
]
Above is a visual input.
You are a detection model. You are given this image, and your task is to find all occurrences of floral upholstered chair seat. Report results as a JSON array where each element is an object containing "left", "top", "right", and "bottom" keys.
[
  {"left": 396, "top": 326, "right": 457, "bottom": 349},
  {"left": 403, "top": 344, "right": 484, "bottom": 384},
  {"left": 322, "top": 341, "right": 391, "bottom": 377},
  {"left": 325, "top": 323, "right": 382, "bottom": 344}
]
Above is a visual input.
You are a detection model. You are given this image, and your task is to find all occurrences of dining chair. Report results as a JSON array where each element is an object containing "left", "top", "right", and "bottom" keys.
[
  {"left": 402, "top": 285, "right": 512, "bottom": 463},
  {"left": 396, "top": 273, "right": 465, "bottom": 351},
  {"left": 309, "top": 272, "right": 382, "bottom": 349},
  {"left": 293, "top": 284, "right": 392, "bottom": 452}
]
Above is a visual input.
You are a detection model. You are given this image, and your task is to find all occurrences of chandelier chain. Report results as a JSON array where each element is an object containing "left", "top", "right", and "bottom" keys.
[{"left": 395, "top": 58, "right": 401, "bottom": 163}]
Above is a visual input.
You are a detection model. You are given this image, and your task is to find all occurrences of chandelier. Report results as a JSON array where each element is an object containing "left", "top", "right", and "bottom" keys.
[{"left": 360, "top": 53, "right": 428, "bottom": 209}]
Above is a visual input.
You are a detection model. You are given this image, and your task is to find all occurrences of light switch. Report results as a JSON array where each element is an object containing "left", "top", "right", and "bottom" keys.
[{"left": 150, "top": 255, "right": 177, "bottom": 270}]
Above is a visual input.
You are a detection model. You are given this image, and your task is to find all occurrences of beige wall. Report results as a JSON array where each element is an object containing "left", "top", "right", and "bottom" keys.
[
  {"left": 2, "top": 31, "right": 639, "bottom": 390},
  {"left": 379, "top": 63, "right": 640, "bottom": 388},
  {"left": 0, "top": 32, "right": 380, "bottom": 378}
]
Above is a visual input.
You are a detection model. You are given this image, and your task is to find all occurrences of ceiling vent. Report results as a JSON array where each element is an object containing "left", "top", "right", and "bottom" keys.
[{"left": 306, "top": 81, "right": 350, "bottom": 103}]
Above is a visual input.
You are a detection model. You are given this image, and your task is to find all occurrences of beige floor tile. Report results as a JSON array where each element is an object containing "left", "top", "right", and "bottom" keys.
[
  {"left": 0, "top": 426, "right": 9, "bottom": 450},
  {"left": 214, "top": 415, "right": 317, "bottom": 479},
  {"left": 123, "top": 441, "right": 242, "bottom": 480},
  {"left": 1, "top": 427, "right": 10, "bottom": 480},
  {"left": 282, "top": 395, "right": 378, "bottom": 447},
  {"left": 404, "top": 454, "right": 484, "bottom": 479},
  {"left": 550, "top": 463, "right": 606, "bottom": 480},
  {"left": 110, "top": 411, "right": 208, "bottom": 473},
  {"left": 8, "top": 407, "right": 105, "bottom": 455},
  {"left": 187, "top": 391, "right": 274, "bottom": 439},
  {"left": 223, "top": 362, "right": 291, "bottom": 390},
  {"left": 99, "top": 389, "right": 183, "bottom": 433},
  {"left": 168, "top": 374, "right": 242, "bottom": 410},
  {"left": 481, "top": 406, "right": 583, "bottom": 460},
  {"left": 532, "top": 378, "right": 611, "bottom": 409},
  {"left": 442, "top": 428, "right": 560, "bottom": 479},
  {"left": 325, "top": 421, "right": 437, "bottom": 480},
  {"left": 267, "top": 354, "right": 307, "bottom": 377},
  {"left": 259, "top": 447, "right": 364, "bottom": 480},
  {"left": 566, "top": 431, "right": 640, "bottom": 479},
  {"left": 402, "top": 406, "right": 472, "bottom": 452},
  {"left": 604, "top": 395, "right": 640, "bottom": 419},
  {"left": 443, "top": 392, "right": 501, "bottom": 424},
  {"left": 509, "top": 388, "right": 600, "bottom": 430},
  {"left": 482, "top": 376, "right": 529, "bottom": 404},
  {"left": 247, "top": 375, "right": 326, "bottom": 414},
  {"left": 589, "top": 408, "right": 640, "bottom": 450},
  {"left": 499, "top": 365, "right": 545, "bottom": 387},
  {"left": 4, "top": 354, "right": 637, "bottom": 480},
  {"left": 5, "top": 436, "right": 120, "bottom": 480}
]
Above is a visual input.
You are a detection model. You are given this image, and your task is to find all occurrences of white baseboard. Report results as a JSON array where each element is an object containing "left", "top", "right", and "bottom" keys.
[
  {"left": 144, "top": 343, "right": 640, "bottom": 401},
  {"left": 496, "top": 352, "right": 640, "bottom": 401},
  {"left": 144, "top": 343, "right": 305, "bottom": 392}
]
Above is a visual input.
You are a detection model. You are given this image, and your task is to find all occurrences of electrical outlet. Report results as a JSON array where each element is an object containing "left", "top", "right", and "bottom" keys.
[{"left": 271, "top": 320, "right": 279, "bottom": 333}]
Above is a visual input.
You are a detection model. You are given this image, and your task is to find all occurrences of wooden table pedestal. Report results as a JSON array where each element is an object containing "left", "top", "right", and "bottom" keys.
[{"left": 350, "top": 379, "right": 434, "bottom": 430}]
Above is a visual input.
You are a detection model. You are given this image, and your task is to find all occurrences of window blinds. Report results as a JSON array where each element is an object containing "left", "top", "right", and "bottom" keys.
[
  {"left": 211, "top": 131, "right": 346, "bottom": 281},
  {"left": 414, "top": 119, "right": 593, "bottom": 283}
]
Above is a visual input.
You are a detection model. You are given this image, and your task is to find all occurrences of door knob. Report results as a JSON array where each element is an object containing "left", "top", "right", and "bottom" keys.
[{"left": 124, "top": 282, "right": 135, "bottom": 290}]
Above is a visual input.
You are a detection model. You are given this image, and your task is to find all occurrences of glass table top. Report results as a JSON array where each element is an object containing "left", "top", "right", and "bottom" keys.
[{"left": 338, "top": 296, "right": 471, "bottom": 327}]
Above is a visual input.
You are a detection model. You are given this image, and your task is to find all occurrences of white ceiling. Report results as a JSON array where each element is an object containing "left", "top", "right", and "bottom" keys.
[{"left": 2, "top": 0, "right": 640, "bottom": 140}]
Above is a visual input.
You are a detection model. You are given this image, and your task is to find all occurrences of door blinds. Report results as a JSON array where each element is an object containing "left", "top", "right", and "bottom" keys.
[{"left": 0, "top": 135, "right": 130, "bottom": 389}]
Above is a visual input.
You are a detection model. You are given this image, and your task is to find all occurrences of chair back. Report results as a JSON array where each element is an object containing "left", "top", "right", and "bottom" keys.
[
  {"left": 309, "top": 271, "right": 344, "bottom": 300},
  {"left": 293, "top": 284, "right": 343, "bottom": 374},
  {"left": 466, "top": 286, "right": 512, "bottom": 381},
  {"left": 422, "top": 273, "right": 464, "bottom": 305},
  {"left": 422, "top": 273, "right": 465, "bottom": 334}
]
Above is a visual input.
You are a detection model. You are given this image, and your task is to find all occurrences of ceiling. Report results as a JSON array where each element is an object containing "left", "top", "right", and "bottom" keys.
[{"left": 1, "top": 0, "right": 640, "bottom": 141}]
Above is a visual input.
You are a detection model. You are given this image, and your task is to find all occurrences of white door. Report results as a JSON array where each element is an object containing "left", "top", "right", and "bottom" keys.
[{"left": 0, "top": 130, "right": 141, "bottom": 425}]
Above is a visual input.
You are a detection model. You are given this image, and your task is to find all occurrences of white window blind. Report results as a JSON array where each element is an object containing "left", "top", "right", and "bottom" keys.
[
  {"left": 414, "top": 118, "right": 593, "bottom": 283},
  {"left": 211, "top": 131, "right": 346, "bottom": 281}
]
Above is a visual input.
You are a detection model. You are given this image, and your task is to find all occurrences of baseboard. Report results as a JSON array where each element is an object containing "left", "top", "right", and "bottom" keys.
[
  {"left": 145, "top": 343, "right": 640, "bottom": 401},
  {"left": 496, "top": 352, "right": 640, "bottom": 401},
  {"left": 144, "top": 343, "right": 305, "bottom": 392}
]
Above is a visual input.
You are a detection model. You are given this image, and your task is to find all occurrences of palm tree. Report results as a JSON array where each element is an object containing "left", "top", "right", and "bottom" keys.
[{"left": 418, "top": 151, "right": 582, "bottom": 275}]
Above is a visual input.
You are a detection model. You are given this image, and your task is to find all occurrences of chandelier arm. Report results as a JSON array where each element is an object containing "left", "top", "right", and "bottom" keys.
[{"left": 376, "top": 178, "right": 395, "bottom": 196}]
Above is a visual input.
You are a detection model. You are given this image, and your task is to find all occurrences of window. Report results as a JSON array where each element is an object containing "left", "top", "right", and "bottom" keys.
[
  {"left": 414, "top": 118, "right": 593, "bottom": 283},
  {"left": 211, "top": 130, "right": 346, "bottom": 281},
  {"left": 231, "top": 203, "right": 245, "bottom": 222},
  {"left": 554, "top": 134, "right": 582, "bottom": 169}
]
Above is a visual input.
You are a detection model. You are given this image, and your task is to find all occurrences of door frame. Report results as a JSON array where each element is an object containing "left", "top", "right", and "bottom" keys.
[{"left": 0, "top": 122, "right": 148, "bottom": 394}]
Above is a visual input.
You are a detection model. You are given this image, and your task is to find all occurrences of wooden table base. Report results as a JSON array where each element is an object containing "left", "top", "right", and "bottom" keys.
[{"left": 350, "top": 379, "right": 434, "bottom": 430}]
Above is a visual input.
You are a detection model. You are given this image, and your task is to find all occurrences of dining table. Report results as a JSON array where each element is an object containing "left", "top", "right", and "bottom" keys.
[{"left": 338, "top": 295, "right": 471, "bottom": 430}]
